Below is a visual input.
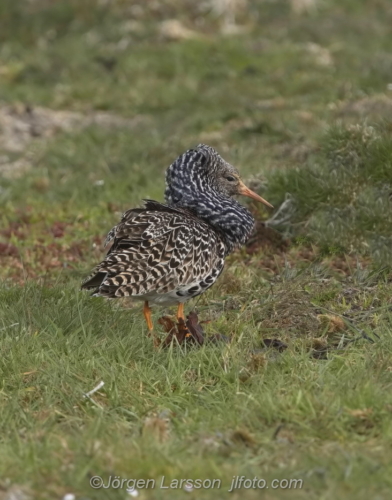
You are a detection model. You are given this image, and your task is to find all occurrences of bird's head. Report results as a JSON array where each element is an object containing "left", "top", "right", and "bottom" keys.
[{"left": 165, "top": 144, "right": 273, "bottom": 209}]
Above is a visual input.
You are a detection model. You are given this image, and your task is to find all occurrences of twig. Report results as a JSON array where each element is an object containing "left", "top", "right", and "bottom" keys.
[
  {"left": 82, "top": 381, "right": 105, "bottom": 409},
  {"left": 265, "top": 193, "right": 295, "bottom": 227}
]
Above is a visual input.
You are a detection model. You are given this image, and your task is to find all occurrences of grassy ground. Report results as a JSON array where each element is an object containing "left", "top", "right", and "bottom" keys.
[{"left": 1, "top": 1, "right": 392, "bottom": 498}]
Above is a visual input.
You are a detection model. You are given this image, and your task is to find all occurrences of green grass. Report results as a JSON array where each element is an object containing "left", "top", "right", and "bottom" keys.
[
  {"left": 1, "top": 0, "right": 392, "bottom": 498},
  {"left": 268, "top": 124, "right": 392, "bottom": 262},
  {"left": 2, "top": 278, "right": 392, "bottom": 500}
]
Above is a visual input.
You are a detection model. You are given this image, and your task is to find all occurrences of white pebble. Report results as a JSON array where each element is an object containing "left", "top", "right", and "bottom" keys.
[
  {"left": 127, "top": 488, "right": 139, "bottom": 497},
  {"left": 184, "top": 482, "right": 193, "bottom": 492},
  {"left": 63, "top": 494, "right": 76, "bottom": 500}
]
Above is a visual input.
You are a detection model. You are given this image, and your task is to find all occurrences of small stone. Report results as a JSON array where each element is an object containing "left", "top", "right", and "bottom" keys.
[{"left": 184, "top": 482, "right": 193, "bottom": 492}]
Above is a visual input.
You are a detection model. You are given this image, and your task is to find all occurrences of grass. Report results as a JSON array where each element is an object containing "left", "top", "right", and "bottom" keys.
[
  {"left": 268, "top": 124, "right": 392, "bottom": 262},
  {"left": 1, "top": 0, "right": 392, "bottom": 498}
]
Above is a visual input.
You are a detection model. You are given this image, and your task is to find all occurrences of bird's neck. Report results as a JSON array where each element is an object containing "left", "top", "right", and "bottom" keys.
[{"left": 165, "top": 182, "right": 255, "bottom": 254}]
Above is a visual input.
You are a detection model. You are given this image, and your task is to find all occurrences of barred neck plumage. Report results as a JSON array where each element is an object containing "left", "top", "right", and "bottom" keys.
[{"left": 164, "top": 145, "right": 255, "bottom": 254}]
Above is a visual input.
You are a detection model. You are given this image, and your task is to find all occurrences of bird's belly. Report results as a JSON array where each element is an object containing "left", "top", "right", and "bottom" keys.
[
  {"left": 143, "top": 294, "right": 186, "bottom": 306},
  {"left": 134, "top": 282, "right": 211, "bottom": 307}
]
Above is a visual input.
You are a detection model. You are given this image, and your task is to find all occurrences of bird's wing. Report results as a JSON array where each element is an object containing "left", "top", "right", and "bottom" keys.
[{"left": 82, "top": 202, "right": 225, "bottom": 298}]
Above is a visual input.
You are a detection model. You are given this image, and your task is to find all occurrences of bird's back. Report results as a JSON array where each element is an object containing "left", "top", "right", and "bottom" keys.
[{"left": 82, "top": 201, "right": 226, "bottom": 306}]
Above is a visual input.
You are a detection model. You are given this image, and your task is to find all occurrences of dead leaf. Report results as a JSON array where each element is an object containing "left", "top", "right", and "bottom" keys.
[
  {"left": 158, "top": 311, "right": 231, "bottom": 347},
  {"left": 248, "top": 351, "right": 267, "bottom": 372},
  {"left": 185, "top": 312, "right": 205, "bottom": 345},
  {"left": 317, "top": 314, "right": 345, "bottom": 334},
  {"left": 158, "top": 315, "right": 176, "bottom": 334},
  {"left": 231, "top": 429, "right": 256, "bottom": 447},
  {"left": 142, "top": 416, "right": 169, "bottom": 442},
  {"left": 312, "top": 337, "right": 328, "bottom": 350},
  {"left": 0, "top": 243, "right": 19, "bottom": 257},
  {"left": 347, "top": 408, "right": 373, "bottom": 419}
]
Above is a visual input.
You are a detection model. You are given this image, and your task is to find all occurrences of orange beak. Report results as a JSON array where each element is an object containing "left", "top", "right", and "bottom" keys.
[{"left": 238, "top": 180, "right": 273, "bottom": 209}]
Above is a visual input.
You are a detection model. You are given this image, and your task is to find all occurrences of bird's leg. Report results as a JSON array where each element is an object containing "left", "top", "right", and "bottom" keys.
[
  {"left": 176, "top": 302, "right": 191, "bottom": 339},
  {"left": 143, "top": 301, "right": 160, "bottom": 347},
  {"left": 143, "top": 301, "right": 154, "bottom": 331},
  {"left": 176, "top": 302, "right": 185, "bottom": 323}
]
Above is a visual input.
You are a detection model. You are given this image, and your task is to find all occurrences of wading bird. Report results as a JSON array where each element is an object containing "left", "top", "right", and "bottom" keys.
[{"left": 82, "top": 145, "right": 272, "bottom": 338}]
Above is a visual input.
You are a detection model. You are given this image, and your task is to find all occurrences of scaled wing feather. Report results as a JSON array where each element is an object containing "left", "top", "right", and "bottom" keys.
[{"left": 82, "top": 202, "right": 225, "bottom": 301}]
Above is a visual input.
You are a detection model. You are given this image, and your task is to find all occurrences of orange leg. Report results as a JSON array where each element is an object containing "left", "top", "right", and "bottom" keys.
[
  {"left": 176, "top": 302, "right": 185, "bottom": 322},
  {"left": 143, "top": 301, "right": 160, "bottom": 347},
  {"left": 177, "top": 302, "right": 191, "bottom": 338},
  {"left": 143, "top": 301, "right": 154, "bottom": 331}
]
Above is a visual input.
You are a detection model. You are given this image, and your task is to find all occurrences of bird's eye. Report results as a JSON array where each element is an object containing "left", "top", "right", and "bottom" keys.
[{"left": 225, "top": 176, "right": 236, "bottom": 182}]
